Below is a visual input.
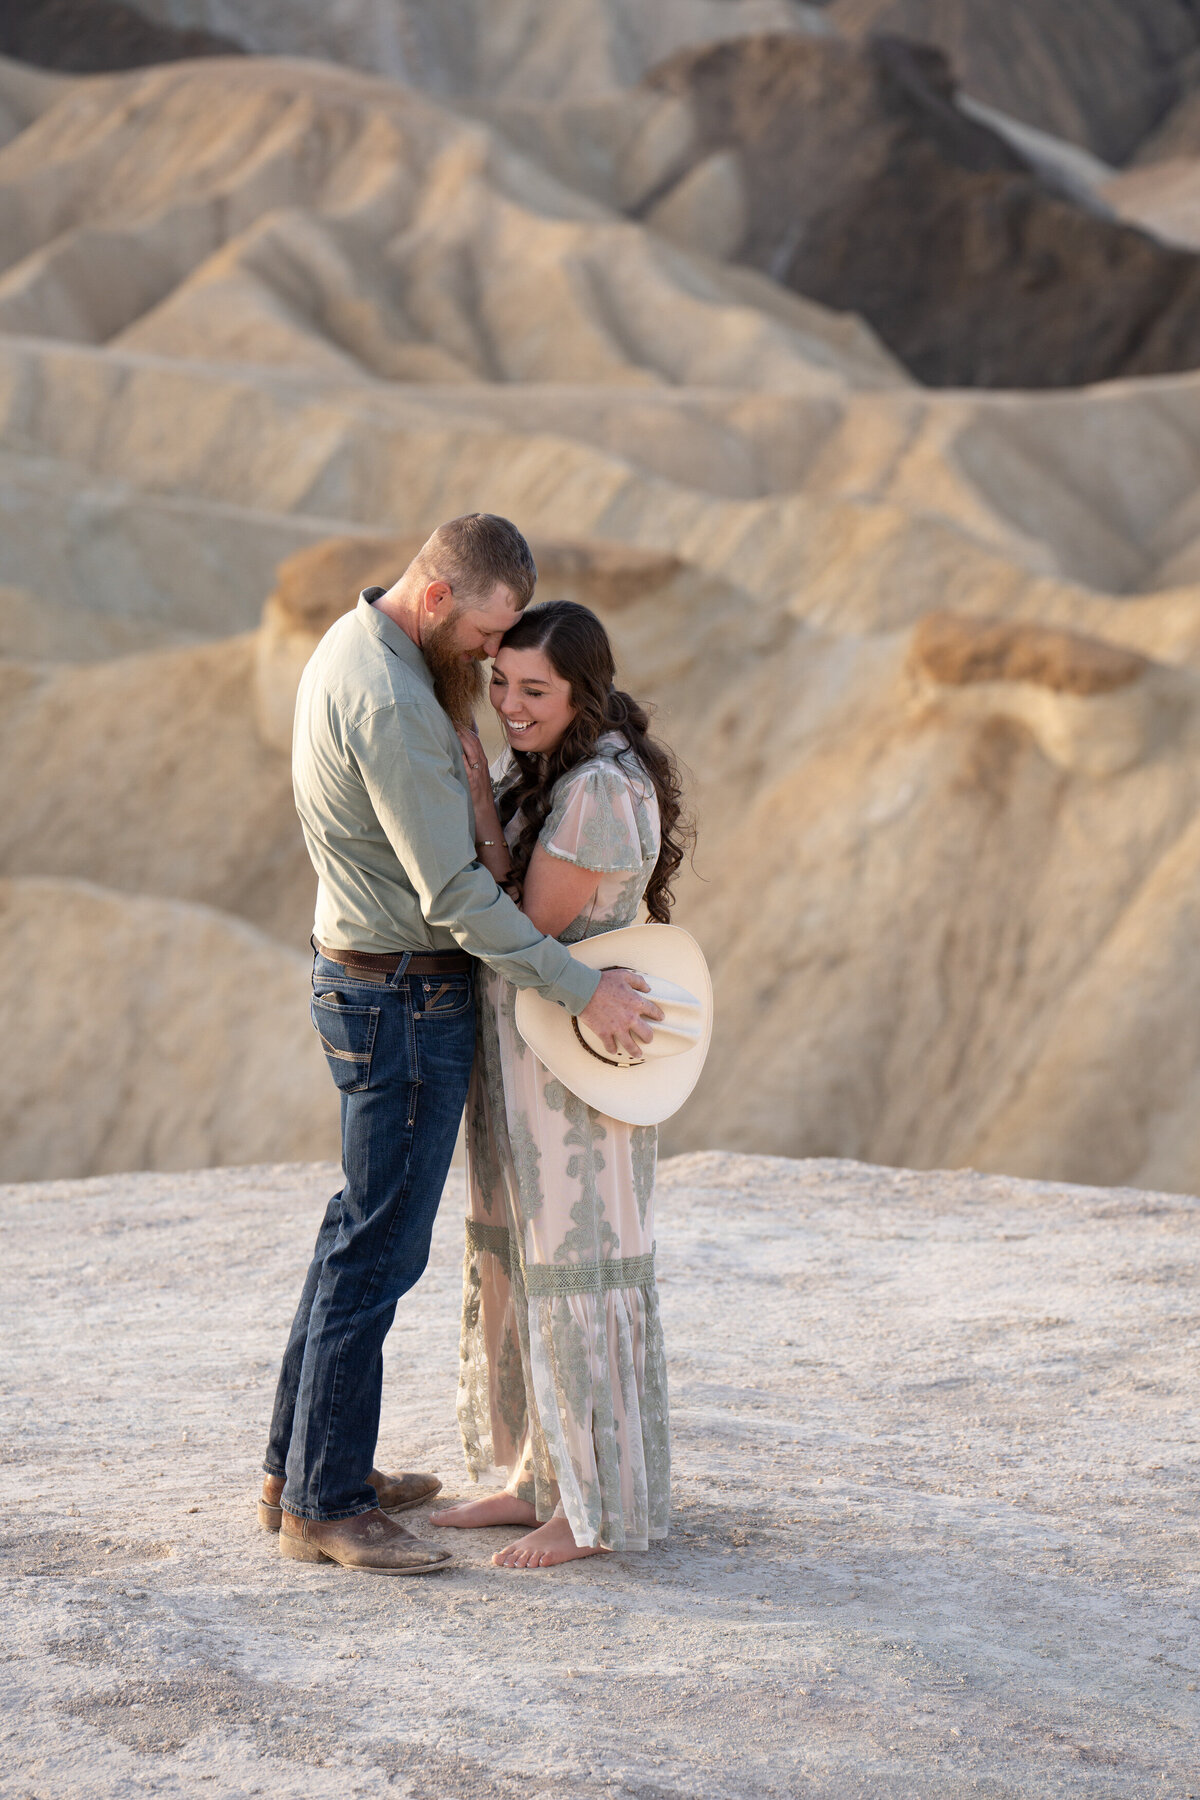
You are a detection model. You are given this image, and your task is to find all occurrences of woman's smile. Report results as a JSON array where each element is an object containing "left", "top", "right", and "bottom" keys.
[{"left": 490, "top": 644, "right": 577, "bottom": 753}]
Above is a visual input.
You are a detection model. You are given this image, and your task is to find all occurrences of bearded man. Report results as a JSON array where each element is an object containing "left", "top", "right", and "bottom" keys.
[{"left": 260, "top": 513, "right": 659, "bottom": 1576}]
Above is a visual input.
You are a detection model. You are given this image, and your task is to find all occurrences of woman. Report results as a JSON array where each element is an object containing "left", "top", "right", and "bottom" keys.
[{"left": 430, "top": 600, "right": 691, "bottom": 1568}]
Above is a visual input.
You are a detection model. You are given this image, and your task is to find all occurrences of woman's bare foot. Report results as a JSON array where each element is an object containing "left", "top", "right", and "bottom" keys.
[
  {"left": 492, "top": 1510, "right": 610, "bottom": 1569},
  {"left": 428, "top": 1493, "right": 539, "bottom": 1530}
]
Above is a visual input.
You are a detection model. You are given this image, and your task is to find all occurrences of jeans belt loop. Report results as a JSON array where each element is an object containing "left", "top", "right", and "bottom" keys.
[{"left": 387, "top": 951, "right": 413, "bottom": 992}]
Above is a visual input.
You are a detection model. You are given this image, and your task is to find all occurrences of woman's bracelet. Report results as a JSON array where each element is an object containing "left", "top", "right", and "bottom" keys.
[{"left": 476, "top": 839, "right": 500, "bottom": 849}]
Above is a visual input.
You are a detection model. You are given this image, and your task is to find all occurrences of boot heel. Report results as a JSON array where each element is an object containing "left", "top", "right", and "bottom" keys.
[
  {"left": 257, "top": 1500, "right": 283, "bottom": 1532},
  {"left": 279, "top": 1529, "right": 330, "bottom": 1563}
]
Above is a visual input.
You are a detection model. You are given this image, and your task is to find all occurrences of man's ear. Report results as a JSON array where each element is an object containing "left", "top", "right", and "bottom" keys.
[{"left": 422, "top": 580, "right": 452, "bottom": 614}]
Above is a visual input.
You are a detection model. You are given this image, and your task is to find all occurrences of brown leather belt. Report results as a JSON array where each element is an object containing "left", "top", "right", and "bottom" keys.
[{"left": 316, "top": 942, "right": 472, "bottom": 976}]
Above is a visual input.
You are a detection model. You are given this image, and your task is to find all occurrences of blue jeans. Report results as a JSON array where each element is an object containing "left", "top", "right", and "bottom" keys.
[{"left": 264, "top": 950, "right": 475, "bottom": 1520}]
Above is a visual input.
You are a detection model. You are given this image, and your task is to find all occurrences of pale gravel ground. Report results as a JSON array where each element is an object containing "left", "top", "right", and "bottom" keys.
[{"left": 1, "top": 1150, "right": 1198, "bottom": 1799}]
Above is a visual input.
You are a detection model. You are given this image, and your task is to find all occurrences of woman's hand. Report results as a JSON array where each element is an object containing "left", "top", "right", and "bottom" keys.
[
  {"left": 457, "top": 726, "right": 511, "bottom": 881},
  {"left": 456, "top": 726, "right": 497, "bottom": 819}
]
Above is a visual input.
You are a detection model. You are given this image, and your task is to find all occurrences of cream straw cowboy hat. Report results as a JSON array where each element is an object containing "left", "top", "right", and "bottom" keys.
[{"left": 514, "top": 923, "right": 713, "bottom": 1127}]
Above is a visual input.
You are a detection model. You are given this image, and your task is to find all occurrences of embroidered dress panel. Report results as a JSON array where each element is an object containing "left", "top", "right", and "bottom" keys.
[{"left": 457, "top": 734, "right": 670, "bottom": 1550}]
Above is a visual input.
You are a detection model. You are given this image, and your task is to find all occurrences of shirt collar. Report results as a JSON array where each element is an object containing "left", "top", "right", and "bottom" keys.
[{"left": 356, "top": 589, "right": 435, "bottom": 694}]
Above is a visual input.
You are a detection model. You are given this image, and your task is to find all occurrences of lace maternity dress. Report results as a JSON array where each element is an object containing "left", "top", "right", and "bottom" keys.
[{"left": 456, "top": 732, "right": 670, "bottom": 1551}]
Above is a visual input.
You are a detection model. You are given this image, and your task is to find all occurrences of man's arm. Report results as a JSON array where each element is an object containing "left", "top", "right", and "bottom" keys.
[{"left": 351, "top": 700, "right": 600, "bottom": 1012}]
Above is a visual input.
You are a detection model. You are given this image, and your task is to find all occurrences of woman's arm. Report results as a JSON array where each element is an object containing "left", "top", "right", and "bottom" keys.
[
  {"left": 456, "top": 726, "right": 513, "bottom": 882},
  {"left": 457, "top": 728, "right": 603, "bottom": 935},
  {"left": 520, "top": 845, "right": 601, "bottom": 939},
  {"left": 475, "top": 838, "right": 513, "bottom": 885}
]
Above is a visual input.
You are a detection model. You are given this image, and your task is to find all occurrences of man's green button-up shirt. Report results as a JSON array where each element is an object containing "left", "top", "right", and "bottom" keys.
[{"left": 292, "top": 594, "right": 600, "bottom": 1015}]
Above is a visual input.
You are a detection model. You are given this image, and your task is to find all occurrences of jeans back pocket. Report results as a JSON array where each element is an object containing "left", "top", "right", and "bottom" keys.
[{"left": 311, "top": 991, "right": 380, "bottom": 1093}]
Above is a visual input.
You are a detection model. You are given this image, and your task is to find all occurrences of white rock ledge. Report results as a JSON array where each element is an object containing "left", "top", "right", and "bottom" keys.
[{"left": 2, "top": 1151, "right": 1197, "bottom": 1797}]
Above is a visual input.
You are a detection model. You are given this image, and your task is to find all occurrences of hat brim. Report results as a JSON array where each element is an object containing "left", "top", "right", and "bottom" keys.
[{"left": 513, "top": 924, "right": 713, "bottom": 1128}]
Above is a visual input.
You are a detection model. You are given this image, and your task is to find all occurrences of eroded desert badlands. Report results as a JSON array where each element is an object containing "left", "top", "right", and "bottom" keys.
[
  {"left": 3, "top": 6, "right": 1200, "bottom": 1798},
  {"left": 9, "top": 1, "right": 1200, "bottom": 1190}
]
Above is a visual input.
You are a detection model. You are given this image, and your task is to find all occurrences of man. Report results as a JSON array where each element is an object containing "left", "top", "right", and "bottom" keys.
[{"left": 260, "top": 513, "right": 660, "bottom": 1575}]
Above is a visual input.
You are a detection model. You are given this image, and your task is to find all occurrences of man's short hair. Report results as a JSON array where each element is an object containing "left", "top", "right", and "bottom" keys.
[{"left": 413, "top": 513, "right": 537, "bottom": 611}]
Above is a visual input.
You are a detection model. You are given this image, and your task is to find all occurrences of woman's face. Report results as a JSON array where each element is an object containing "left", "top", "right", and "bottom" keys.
[{"left": 489, "top": 645, "right": 576, "bottom": 754}]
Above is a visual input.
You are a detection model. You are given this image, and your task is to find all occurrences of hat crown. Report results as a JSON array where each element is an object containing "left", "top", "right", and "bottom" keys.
[{"left": 576, "top": 974, "right": 702, "bottom": 1067}]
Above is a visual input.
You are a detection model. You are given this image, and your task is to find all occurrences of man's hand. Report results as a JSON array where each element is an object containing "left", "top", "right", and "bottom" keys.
[{"left": 578, "top": 968, "right": 663, "bottom": 1059}]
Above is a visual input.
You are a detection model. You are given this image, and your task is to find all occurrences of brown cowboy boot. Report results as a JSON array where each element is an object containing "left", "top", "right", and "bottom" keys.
[
  {"left": 258, "top": 1468, "right": 442, "bottom": 1532},
  {"left": 278, "top": 1506, "right": 451, "bottom": 1575}
]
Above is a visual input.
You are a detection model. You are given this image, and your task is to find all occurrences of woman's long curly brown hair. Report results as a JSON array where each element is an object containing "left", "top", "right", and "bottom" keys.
[{"left": 495, "top": 601, "right": 693, "bottom": 924}]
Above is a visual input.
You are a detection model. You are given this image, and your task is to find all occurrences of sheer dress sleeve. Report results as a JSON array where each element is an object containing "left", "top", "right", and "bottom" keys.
[{"left": 539, "top": 761, "right": 652, "bottom": 874}]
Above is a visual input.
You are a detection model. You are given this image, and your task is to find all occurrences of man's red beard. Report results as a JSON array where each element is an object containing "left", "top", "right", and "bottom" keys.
[{"left": 424, "top": 615, "right": 486, "bottom": 729}]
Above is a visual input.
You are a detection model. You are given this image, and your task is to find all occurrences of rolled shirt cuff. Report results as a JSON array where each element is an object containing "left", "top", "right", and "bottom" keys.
[{"left": 546, "top": 955, "right": 601, "bottom": 1015}]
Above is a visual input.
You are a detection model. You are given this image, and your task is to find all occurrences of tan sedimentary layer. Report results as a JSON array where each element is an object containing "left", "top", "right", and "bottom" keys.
[{"left": 0, "top": 637, "right": 313, "bottom": 942}]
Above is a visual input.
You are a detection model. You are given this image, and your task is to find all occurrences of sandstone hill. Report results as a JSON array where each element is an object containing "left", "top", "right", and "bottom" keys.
[
  {"left": 5, "top": 42, "right": 1200, "bottom": 1193},
  {"left": 677, "top": 612, "right": 1200, "bottom": 1193},
  {"left": 491, "top": 33, "right": 1200, "bottom": 388},
  {"left": 0, "top": 877, "right": 336, "bottom": 1180},
  {"left": 0, "top": 638, "right": 312, "bottom": 942},
  {"left": 5, "top": 36, "right": 1200, "bottom": 397},
  {"left": 0, "top": 56, "right": 894, "bottom": 392}
]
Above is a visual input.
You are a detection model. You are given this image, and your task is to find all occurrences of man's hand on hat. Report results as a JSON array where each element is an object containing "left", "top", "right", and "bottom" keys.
[{"left": 579, "top": 969, "right": 664, "bottom": 1059}]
